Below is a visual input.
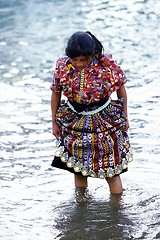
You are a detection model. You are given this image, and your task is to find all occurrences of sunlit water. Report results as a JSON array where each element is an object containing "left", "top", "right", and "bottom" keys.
[{"left": 0, "top": 0, "right": 160, "bottom": 239}]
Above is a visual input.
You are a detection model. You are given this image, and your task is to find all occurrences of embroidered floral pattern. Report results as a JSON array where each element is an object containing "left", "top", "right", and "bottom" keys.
[{"left": 50, "top": 54, "right": 127, "bottom": 104}]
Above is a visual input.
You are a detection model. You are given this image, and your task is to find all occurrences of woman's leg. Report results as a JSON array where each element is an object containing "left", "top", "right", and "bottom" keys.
[
  {"left": 106, "top": 175, "right": 123, "bottom": 194},
  {"left": 74, "top": 174, "right": 88, "bottom": 202},
  {"left": 74, "top": 174, "right": 88, "bottom": 188}
]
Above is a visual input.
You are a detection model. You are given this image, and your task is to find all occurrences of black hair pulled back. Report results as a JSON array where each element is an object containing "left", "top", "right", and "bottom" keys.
[
  {"left": 65, "top": 31, "right": 103, "bottom": 59},
  {"left": 85, "top": 31, "right": 103, "bottom": 56}
]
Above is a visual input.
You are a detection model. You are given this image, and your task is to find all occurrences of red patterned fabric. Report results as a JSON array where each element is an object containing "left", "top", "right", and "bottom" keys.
[{"left": 51, "top": 54, "right": 127, "bottom": 104}]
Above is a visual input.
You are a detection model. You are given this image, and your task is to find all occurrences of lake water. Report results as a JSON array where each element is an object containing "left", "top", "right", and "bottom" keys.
[{"left": 0, "top": 0, "right": 160, "bottom": 239}]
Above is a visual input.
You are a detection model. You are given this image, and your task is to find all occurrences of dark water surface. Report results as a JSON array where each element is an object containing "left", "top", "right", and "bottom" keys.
[{"left": 0, "top": 0, "right": 160, "bottom": 239}]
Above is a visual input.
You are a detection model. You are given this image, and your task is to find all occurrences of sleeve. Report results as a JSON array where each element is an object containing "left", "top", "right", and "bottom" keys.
[
  {"left": 104, "top": 54, "right": 127, "bottom": 92},
  {"left": 110, "top": 58, "right": 127, "bottom": 85},
  {"left": 50, "top": 59, "right": 62, "bottom": 93}
]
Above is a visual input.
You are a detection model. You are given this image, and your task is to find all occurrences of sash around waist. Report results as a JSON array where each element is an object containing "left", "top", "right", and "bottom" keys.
[{"left": 67, "top": 98, "right": 111, "bottom": 115}]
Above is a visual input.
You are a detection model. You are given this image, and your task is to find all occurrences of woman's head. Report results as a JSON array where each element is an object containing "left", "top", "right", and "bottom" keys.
[
  {"left": 65, "top": 31, "right": 103, "bottom": 58},
  {"left": 65, "top": 31, "right": 103, "bottom": 70}
]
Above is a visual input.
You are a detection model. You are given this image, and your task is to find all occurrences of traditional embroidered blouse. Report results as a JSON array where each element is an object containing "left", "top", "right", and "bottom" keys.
[{"left": 50, "top": 54, "right": 127, "bottom": 104}]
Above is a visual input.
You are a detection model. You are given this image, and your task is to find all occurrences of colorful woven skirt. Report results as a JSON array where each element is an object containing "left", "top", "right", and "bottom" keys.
[{"left": 51, "top": 98, "right": 133, "bottom": 178}]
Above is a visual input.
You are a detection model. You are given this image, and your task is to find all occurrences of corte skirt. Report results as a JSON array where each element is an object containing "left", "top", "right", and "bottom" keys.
[{"left": 51, "top": 98, "right": 133, "bottom": 179}]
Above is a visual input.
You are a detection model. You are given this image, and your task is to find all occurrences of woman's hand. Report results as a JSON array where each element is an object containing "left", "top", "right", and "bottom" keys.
[
  {"left": 52, "top": 122, "right": 61, "bottom": 139},
  {"left": 123, "top": 119, "right": 130, "bottom": 131}
]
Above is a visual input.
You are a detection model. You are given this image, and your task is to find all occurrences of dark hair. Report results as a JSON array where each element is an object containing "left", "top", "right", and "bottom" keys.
[{"left": 65, "top": 31, "right": 103, "bottom": 58}]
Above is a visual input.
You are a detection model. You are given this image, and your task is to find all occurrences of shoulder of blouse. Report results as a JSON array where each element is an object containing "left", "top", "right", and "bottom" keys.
[
  {"left": 100, "top": 54, "right": 114, "bottom": 65},
  {"left": 99, "top": 54, "right": 123, "bottom": 72},
  {"left": 92, "top": 54, "right": 113, "bottom": 70},
  {"left": 56, "top": 56, "right": 69, "bottom": 64}
]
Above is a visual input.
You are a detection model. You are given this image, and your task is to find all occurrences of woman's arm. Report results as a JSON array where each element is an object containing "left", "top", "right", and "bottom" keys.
[
  {"left": 116, "top": 85, "right": 128, "bottom": 118},
  {"left": 116, "top": 85, "right": 130, "bottom": 130},
  {"left": 51, "top": 91, "right": 61, "bottom": 138}
]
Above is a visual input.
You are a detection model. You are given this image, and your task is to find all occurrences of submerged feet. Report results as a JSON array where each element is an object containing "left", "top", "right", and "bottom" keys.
[
  {"left": 75, "top": 187, "right": 88, "bottom": 203},
  {"left": 74, "top": 174, "right": 123, "bottom": 203},
  {"left": 74, "top": 175, "right": 88, "bottom": 203}
]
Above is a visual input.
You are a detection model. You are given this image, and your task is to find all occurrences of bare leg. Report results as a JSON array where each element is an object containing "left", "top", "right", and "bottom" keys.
[
  {"left": 74, "top": 174, "right": 88, "bottom": 188},
  {"left": 74, "top": 174, "right": 88, "bottom": 203},
  {"left": 106, "top": 175, "right": 123, "bottom": 194}
]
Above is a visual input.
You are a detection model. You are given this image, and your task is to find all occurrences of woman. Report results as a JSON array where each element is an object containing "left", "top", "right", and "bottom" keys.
[{"left": 50, "top": 31, "right": 133, "bottom": 195}]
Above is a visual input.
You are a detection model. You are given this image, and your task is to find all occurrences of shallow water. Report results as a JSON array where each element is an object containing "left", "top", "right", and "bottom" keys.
[{"left": 0, "top": 0, "right": 160, "bottom": 239}]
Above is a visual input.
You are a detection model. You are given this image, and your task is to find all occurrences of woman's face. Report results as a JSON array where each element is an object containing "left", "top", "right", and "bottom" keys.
[{"left": 70, "top": 55, "right": 92, "bottom": 71}]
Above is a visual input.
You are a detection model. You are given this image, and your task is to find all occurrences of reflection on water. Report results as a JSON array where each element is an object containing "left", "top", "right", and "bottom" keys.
[
  {"left": 52, "top": 181, "right": 160, "bottom": 240},
  {"left": 53, "top": 199, "right": 128, "bottom": 240},
  {"left": 0, "top": 0, "right": 160, "bottom": 239}
]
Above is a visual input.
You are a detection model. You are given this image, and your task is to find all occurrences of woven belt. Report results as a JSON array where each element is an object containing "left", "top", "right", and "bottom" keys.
[{"left": 67, "top": 98, "right": 111, "bottom": 115}]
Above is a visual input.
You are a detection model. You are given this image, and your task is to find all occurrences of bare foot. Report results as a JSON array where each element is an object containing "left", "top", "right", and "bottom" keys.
[{"left": 75, "top": 187, "right": 88, "bottom": 203}]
